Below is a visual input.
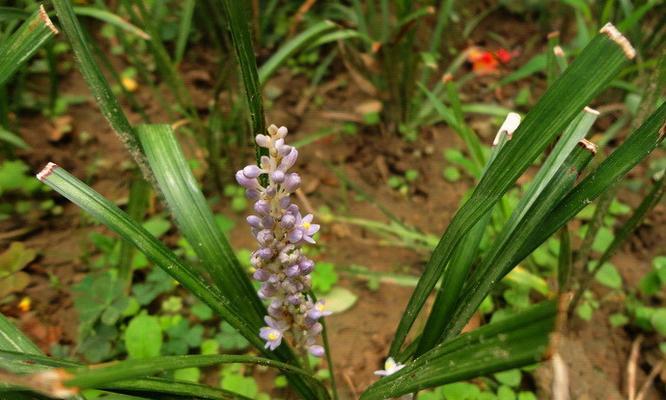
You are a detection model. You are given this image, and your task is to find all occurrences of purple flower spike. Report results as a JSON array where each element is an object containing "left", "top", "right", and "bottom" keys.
[{"left": 238, "top": 124, "right": 326, "bottom": 356}]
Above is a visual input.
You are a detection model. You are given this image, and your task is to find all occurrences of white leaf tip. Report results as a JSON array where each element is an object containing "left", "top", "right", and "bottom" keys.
[
  {"left": 583, "top": 106, "right": 600, "bottom": 116},
  {"left": 493, "top": 112, "right": 521, "bottom": 145},
  {"left": 600, "top": 23, "right": 635, "bottom": 59},
  {"left": 37, "top": 162, "right": 58, "bottom": 181},
  {"left": 39, "top": 5, "right": 59, "bottom": 35},
  {"left": 578, "top": 139, "right": 597, "bottom": 154}
]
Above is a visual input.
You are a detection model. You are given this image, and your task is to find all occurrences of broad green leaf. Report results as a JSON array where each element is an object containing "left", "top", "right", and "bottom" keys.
[
  {"left": 494, "top": 369, "right": 522, "bottom": 387},
  {"left": 594, "top": 263, "right": 623, "bottom": 289},
  {"left": 312, "top": 262, "right": 339, "bottom": 294},
  {"left": 322, "top": 287, "right": 358, "bottom": 313},
  {"left": 0, "top": 242, "right": 36, "bottom": 278},
  {"left": 651, "top": 309, "right": 666, "bottom": 336},
  {"left": 125, "top": 313, "right": 162, "bottom": 359}
]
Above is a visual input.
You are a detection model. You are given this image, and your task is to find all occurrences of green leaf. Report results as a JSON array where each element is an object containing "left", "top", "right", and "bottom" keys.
[
  {"left": 137, "top": 124, "right": 265, "bottom": 328},
  {"left": 215, "top": 323, "right": 249, "bottom": 351},
  {"left": 0, "top": 242, "right": 36, "bottom": 278},
  {"left": 609, "top": 313, "right": 629, "bottom": 327},
  {"left": 125, "top": 313, "right": 162, "bottom": 359},
  {"left": 638, "top": 271, "right": 661, "bottom": 296},
  {"left": 173, "top": 367, "right": 200, "bottom": 383},
  {"left": 0, "top": 5, "right": 58, "bottom": 86},
  {"left": 142, "top": 217, "right": 171, "bottom": 238},
  {"left": 0, "top": 314, "right": 43, "bottom": 355},
  {"left": 653, "top": 256, "right": 666, "bottom": 285},
  {"left": 497, "top": 386, "right": 516, "bottom": 400},
  {"left": 591, "top": 227, "right": 614, "bottom": 253},
  {"left": 72, "top": 6, "right": 150, "bottom": 40},
  {"left": 259, "top": 21, "right": 337, "bottom": 85},
  {"left": 362, "top": 302, "right": 557, "bottom": 399},
  {"left": 576, "top": 302, "right": 593, "bottom": 321},
  {"left": 52, "top": 0, "right": 149, "bottom": 176},
  {"left": 498, "top": 54, "right": 546, "bottom": 86},
  {"left": 594, "top": 263, "right": 623, "bottom": 289},
  {"left": 220, "top": 367, "right": 258, "bottom": 399},
  {"left": 73, "top": 271, "right": 126, "bottom": 335},
  {"left": 515, "top": 104, "right": 666, "bottom": 278},
  {"left": 322, "top": 287, "right": 358, "bottom": 313},
  {"left": 219, "top": 0, "right": 266, "bottom": 163},
  {"left": 0, "top": 128, "right": 29, "bottom": 149},
  {"left": 650, "top": 308, "right": 666, "bottom": 336},
  {"left": 391, "top": 28, "right": 632, "bottom": 355},
  {"left": 441, "top": 382, "right": 480, "bottom": 399},
  {"left": 443, "top": 166, "right": 462, "bottom": 182},
  {"left": 312, "top": 262, "right": 338, "bottom": 294},
  {"left": 494, "top": 369, "right": 522, "bottom": 387},
  {"left": 65, "top": 354, "right": 321, "bottom": 391},
  {"left": 0, "top": 160, "right": 40, "bottom": 194}
]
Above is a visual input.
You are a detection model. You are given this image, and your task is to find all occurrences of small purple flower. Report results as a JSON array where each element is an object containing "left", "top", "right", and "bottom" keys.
[
  {"left": 307, "top": 301, "right": 333, "bottom": 321},
  {"left": 374, "top": 357, "right": 405, "bottom": 377},
  {"left": 283, "top": 173, "right": 301, "bottom": 192},
  {"left": 243, "top": 165, "right": 263, "bottom": 178},
  {"left": 246, "top": 215, "right": 262, "bottom": 228},
  {"left": 235, "top": 171, "right": 259, "bottom": 190},
  {"left": 308, "top": 345, "right": 325, "bottom": 357},
  {"left": 259, "top": 327, "right": 282, "bottom": 350},
  {"left": 252, "top": 269, "right": 271, "bottom": 281},
  {"left": 299, "top": 214, "right": 320, "bottom": 244}
]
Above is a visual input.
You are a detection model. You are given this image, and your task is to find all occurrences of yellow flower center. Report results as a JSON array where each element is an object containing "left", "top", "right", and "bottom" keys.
[
  {"left": 268, "top": 331, "right": 280, "bottom": 341},
  {"left": 316, "top": 303, "right": 325, "bottom": 311},
  {"left": 302, "top": 221, "right": 311, "bottom": 230}
]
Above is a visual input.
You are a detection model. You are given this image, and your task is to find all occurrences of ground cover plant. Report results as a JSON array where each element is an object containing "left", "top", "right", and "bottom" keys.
[{"left": 0, "top": 1, "right": 665, "bottom": 399}]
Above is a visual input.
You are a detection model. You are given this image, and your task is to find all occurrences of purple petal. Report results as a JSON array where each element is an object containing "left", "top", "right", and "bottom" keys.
[{"left": 243, "top": 165, "right": 262, "bottom": 178}]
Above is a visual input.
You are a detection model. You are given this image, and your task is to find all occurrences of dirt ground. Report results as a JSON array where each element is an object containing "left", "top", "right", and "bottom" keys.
[{"left": 1, "top": 8, "right": 665, "bottom": 400}]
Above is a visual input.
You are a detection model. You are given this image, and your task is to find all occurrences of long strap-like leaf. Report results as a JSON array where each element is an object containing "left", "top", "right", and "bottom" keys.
[
  {"left": 0, "top": 5, "right": 58, "bottom": 86},
  {"left": 362, "top": 301, "right": 558, "bottom": 399},
  {"left": 137, "top": 124, "right": 266, "bottom": 327},
  {"left": 389, "top": 24, "right": 634, "bottom": 356}
]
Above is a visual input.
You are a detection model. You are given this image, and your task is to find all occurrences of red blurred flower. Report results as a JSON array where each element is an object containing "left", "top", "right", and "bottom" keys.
[
  {"left": 467, "top": 47, "right": 499, "bottom": 75},
  {"left": 495, "top": 48, "right": 513, "bottom": 64}
]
